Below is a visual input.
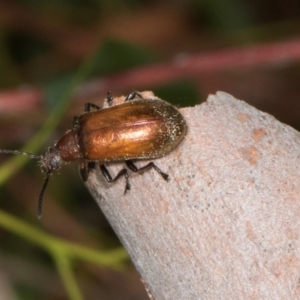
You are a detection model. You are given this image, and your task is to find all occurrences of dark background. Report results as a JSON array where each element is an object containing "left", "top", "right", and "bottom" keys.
[{"left": 0, "top": 0, "right": 300, "bottom": 299}]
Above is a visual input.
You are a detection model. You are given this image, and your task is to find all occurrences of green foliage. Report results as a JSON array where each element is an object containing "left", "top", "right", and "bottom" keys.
[
  {"left": 153, "top": 80, "right": 199, "bottom": 107},
  {"left": 90, "top": 39, "right": 157, "bottom": 75}
]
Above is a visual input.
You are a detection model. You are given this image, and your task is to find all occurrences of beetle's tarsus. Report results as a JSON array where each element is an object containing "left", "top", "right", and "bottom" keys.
[{"left": 84, "top": 102, "right": 101, "bottom": 113}]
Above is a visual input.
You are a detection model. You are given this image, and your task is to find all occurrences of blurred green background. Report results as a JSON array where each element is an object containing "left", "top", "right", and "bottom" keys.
[{"left": 1, "top": 0, "right": 300, "bottom": 299}]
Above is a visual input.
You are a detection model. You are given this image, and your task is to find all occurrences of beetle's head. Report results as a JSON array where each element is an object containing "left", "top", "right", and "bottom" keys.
[
  {"left": 0, "top": 146, "right": 64, "bottom": 219},
  {"left": 40, "top": 146, "right": 63, "bottom": 174}
]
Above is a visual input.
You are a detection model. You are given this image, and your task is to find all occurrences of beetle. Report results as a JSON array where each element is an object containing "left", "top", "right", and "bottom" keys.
[{"left": 0, "top": 91, "right": 187, "bottom": 218}]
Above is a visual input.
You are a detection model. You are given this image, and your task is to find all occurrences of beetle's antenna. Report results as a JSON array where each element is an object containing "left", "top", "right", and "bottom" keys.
[
  {"left": 0, "top": 149, "right": 48, "bottom": 218},
  {"left": 37, "top": 170, "right": 51, "bottom": 219},
  {"left": 0, "top": 149, "right": 40, "bottom": 159}
]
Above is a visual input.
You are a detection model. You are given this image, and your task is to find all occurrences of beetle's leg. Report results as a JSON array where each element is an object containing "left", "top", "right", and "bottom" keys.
[
  {"left": 73, "top": 116, "right": 80, "bottom": 129},
  {"left": 79, "top": 159, "right": 96, "bottom": 182},
  {"left": 84, "top": 103, "right": 101, "bottom": 113},
  {"left": 125, "top": 91, "right": 143, "bottom": 101},
  {"left": 107, "top": 91, "right": 114, "bottom": 106},
  {"left": 126, "top": 160, "right": 169, "bottom": 181},
  {"left": 100, "top": 164, "right": 131, "bottom": 194}
]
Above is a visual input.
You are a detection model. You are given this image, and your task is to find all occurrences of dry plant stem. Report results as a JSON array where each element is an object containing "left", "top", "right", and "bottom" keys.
[{"left": 85, "top": 92, "right": 300, "bottom": 299}]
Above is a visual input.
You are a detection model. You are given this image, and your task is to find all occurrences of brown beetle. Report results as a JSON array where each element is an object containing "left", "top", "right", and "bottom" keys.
[{"left": 0, "top": 91, "right": 187, "bottom": 217}]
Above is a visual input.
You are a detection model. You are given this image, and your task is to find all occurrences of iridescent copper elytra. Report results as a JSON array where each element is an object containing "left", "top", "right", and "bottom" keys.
[{"left": 0, "top": 91, "right": 187, "bottom": 218}]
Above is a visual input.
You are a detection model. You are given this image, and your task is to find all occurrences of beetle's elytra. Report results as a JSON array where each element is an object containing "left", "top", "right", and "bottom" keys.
[{"left": 0, "top": 91, "right": 187, "bottom": 218}]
